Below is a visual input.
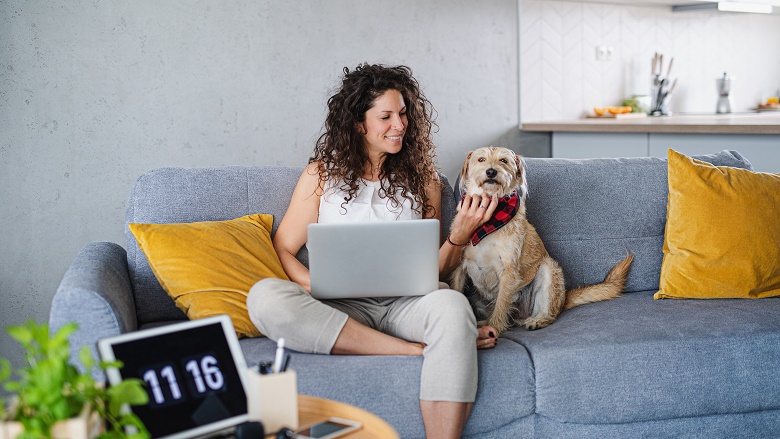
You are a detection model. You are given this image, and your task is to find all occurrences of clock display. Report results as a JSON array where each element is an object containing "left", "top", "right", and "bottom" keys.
[
  {"left": 140, "top": 354, "right": 226, "bottom": 407},
  {"left": 108, "top": 321, "right": 247, "bottom": 438}
]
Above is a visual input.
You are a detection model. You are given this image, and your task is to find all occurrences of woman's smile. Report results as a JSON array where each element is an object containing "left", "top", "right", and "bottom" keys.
[{"left": 361, "top": 89, "right": 408, "bottom": 157}]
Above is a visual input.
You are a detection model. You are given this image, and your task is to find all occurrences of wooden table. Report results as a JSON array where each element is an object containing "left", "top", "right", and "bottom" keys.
[{"left": 266, "top": 395, "right": 399, "bottom": 439}]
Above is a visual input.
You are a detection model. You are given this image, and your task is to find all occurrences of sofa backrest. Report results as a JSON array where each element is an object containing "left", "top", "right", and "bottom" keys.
[
  {"left": 452, "top": 150, "right": 752, "bottom": 293},
  {"left": 125, "top": 166, "right": 457, "bottom": 325},
  {"left": 520, "top": 150, "right": 752, "bottom": 293}
]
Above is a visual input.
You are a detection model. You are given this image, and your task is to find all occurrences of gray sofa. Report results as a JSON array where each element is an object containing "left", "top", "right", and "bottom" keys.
[{"left": 50, "top": 150, "right": 780, "bottom": 438}]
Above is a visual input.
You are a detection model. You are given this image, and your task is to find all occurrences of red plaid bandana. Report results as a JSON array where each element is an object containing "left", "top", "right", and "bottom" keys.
[{"left": 469, "top": 190, "right": 520, "bottom": 246}]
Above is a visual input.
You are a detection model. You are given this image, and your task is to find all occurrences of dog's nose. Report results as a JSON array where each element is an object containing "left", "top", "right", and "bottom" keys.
[{"left": 486, "top": 168, "right": 498, "bottom": 179}]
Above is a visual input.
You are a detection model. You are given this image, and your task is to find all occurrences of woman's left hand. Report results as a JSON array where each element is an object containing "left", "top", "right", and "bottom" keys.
[
  {"left": 450, "top": 193, "right": 498, "bottom": 245},
  {"left": 477, "top": 325, "right": 497, "bottom": 350}
]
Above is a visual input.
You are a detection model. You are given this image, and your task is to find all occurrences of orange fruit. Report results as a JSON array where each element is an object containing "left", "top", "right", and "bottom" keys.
[
  {"left": 767, "top": 97, "right": 779, "bottom": 105},
  {"left": 593, "top": 107, "right": 607, "bottom": 116},
  {"left": 621, "top": 106, "right": 633, "bottom": 114},
  {"left": 608, "top": 107, "right": 621, "bottom": 115}
]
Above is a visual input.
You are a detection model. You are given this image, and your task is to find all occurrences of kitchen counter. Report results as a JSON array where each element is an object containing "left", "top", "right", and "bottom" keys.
[
  {"left": 524, "top": 113, "right": 780, "bottom": 172},
  {"left": 522, "top": 113, "right": 780, "bottom": 135}
]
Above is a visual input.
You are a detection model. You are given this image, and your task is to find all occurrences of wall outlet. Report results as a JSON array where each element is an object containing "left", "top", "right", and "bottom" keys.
[{"left": 595, "top": 45, "right": 615, "bottom": 62}]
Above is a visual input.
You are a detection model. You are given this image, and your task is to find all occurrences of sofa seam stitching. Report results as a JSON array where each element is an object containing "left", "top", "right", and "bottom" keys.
[
  {"left": 505, "top": 337, "right": 538, "bottom": 419},
  {"left": 533, "top": 407, "right": 780, "bottom": 426},
  {"left": 544, "top": 234, "right": 664, "bottom": 243}
]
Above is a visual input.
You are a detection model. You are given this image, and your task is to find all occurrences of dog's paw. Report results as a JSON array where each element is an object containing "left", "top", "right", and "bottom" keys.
[
  {"left": 523, "top": 315, "right": 555, "bottom": 330},
  {"left": 487, "top": 318, "right": 510, "bottom": 335}
]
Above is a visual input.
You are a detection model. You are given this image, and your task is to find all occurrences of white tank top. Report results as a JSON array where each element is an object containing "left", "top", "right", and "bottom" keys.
[{"left": 318, "top": 178, "right": 421, "bottom": 223}]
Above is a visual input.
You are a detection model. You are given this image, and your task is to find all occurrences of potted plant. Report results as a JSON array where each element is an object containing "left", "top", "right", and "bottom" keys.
[{"left": 0, "top": 321, "right": 150, "bottom": 439}]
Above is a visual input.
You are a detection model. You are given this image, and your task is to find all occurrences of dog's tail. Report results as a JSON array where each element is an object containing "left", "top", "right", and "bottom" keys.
[{"left": 563, "top": 251, "right": 634, "bottom": 310}]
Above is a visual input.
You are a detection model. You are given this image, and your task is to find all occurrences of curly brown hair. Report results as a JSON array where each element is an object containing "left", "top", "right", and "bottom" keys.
[{"left": 310, "top": 63, "right": 439, "bottom": 217}]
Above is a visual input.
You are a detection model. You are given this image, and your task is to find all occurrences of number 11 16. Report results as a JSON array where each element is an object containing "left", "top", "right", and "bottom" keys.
[{"left": 142, "top": 354, "right": 225, "bottom": 406}]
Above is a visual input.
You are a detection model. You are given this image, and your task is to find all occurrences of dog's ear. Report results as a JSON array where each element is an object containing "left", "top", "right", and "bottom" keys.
[
  {"left": 514, "top": 154, "right": 529, "bottom": 200},
  {"left": 458, "top": 151, "right": 473, "bottom": 196},
  {"left": 514, "top": 154, "right": 524, "bottom": 182}
]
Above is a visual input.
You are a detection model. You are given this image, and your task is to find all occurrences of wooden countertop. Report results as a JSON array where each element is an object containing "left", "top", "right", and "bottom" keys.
[{"left": 522, "top": 113, "right": 780, "bottom": 135}]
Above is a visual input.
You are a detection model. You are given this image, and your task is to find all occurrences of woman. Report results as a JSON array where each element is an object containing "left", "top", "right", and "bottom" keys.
[{"left": 247, "top": 64, "right": 498, "bottom": 439}]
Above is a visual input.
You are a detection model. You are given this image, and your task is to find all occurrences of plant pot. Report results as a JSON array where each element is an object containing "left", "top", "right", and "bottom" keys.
[{"left": 1, "top": 401, "right": 103, "bottom": 439}]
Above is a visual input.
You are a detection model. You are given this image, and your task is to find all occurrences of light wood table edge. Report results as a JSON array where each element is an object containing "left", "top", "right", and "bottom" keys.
[{"left": 266, "top": 395, "right": 400, "bottom": 439}]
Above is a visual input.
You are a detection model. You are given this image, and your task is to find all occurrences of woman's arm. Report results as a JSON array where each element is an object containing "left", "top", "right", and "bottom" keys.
[
  {"left": 273, "top": 162, "right": 323, "bottom": 293},
  {"left": 428, "top": 174, "right": 499, "bottom": 349},
  {"left": 425, "top": 174, "right": 498, "bottom": 279}
]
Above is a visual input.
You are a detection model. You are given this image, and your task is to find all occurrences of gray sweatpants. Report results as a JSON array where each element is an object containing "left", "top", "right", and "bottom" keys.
[{"left": 246, "top": 278, "right": 479, "bottom": 402}]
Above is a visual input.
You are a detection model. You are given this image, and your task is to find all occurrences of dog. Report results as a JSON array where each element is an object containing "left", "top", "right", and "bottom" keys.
[{"left": 450, "top": 147, "right": 634, "bottom": 334}]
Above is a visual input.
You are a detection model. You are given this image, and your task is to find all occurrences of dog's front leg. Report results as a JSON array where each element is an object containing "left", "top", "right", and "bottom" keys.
[
  {"left": 486, "top": 280, "right": 517, "bottom": 335},
  {"left": 450, "top": 265, "right": 467, "bottom": 293}
]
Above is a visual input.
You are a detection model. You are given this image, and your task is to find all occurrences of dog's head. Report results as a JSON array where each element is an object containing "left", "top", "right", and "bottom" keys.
[{"left": 459, "top": 146, "right": 527, "bottom": 199}]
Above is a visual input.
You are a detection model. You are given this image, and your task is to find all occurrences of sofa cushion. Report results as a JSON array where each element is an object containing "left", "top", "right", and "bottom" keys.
[
  {"left": 126, "top": 167, "right": 302, "bottom": 324},
  {"left": 126, "top": 167, "right": 457, "bottom": 325},
  {"left": 520, "top": 150, "right": 753, "bottom": 293},
  {"left": 239, "top": 336, "right": 535, "bottom": 439},
  {"left": 535, "top": 409, "right": 780, "bottom": 439},
  {"left": 656, "top": 149, "right": 780, "bottom": 300},
  {"left": 502, "top": 291, "right": 780, "bottom": 424},
  {"left": 129, "top": 214, "right": 288, "bottom": 338}
]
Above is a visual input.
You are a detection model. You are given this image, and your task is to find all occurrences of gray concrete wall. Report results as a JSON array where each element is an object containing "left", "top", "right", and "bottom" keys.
[{"left": 0, "top": 1, "right": 518, "bottom": 368}]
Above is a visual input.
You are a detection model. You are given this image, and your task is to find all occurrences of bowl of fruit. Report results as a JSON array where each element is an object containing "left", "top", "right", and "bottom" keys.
[
  {"left": 756, "top": 97, "right": 779, "bottom": 112},
  {"left": 590, "top": 106, "right": 645, "bottom": 119}
]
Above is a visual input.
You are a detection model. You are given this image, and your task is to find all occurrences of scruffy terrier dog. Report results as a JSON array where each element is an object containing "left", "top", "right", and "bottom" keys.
[{"left": 450, "top": 147, "right": 634, "bottom": 334}]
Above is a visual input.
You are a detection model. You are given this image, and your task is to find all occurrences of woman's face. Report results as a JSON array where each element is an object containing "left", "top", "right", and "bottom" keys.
[{"left": 359, "top": 89, "right": 407, "bottom": 159}]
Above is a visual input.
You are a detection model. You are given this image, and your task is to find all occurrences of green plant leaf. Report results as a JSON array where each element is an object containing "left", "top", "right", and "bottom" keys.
[
  {"left": 31, "top": 322, "right": 50, "bottom": 352},
  {"left": 79, "top": 346, "right": 95, "bottom": 370},
  {"left": 7, "top": 324, "right": 34, "bottom": 348},
  {"left": 5, "top": 321, "right": 151, "bottom": 439},
  {"left": 51, "top": 323, "right": 78, "bottom": 346},
  {"left": 120, "top": 412, "right": 151, "bottom": 438},
  {"left": 100, "top": 359, "right": 123, "bottom": 370},
  {"left": 0, "top": 358, "right": 11, "bottom": 381},
  {"left": 51, "top": 397, "right": 71, "bottom": 420},
  {"left": 28, "top": 360, "right": 59, "bottom": 401},
  {"left": 109, "top": 380, "right": 149, "bottom": 406},
  {"left": 108, "top": 399, "right": 123, "bottom": 419}
]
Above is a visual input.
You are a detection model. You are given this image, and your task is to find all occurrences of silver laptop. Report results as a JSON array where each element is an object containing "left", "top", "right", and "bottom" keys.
[
  {"left": 307, "top": 219, "right": 440, "bottom": 299},
  {"left": 97, "top": 315, "right": 250, "bottom": 439}
]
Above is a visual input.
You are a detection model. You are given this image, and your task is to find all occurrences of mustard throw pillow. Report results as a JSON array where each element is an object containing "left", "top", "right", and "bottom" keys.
[
  {"left": 129, "top": 214, "right": 289, "bottom": 337},
  {"left": 655, "top": 149, "right": 780, "bottom": 300}
]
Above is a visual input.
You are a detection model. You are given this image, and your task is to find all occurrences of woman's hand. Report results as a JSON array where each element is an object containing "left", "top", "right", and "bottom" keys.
[
  {"left": 449, "top": 193, "right": 499, "bottom": 245},
  {"left": 477, "top": 325, "right": 497, "bottom": 350},
  {"left": 438, "top": 193, "right": 499, "bottom": 278}
]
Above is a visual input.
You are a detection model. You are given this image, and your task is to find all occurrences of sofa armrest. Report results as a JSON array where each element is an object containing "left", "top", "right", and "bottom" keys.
[{"left": 49, "top": 241, "right": 138, "bottom": 377}]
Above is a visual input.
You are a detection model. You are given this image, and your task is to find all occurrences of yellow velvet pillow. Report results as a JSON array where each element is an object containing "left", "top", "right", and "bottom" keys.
[
  {"left": 655, "top": 149, "right": 780, "bottom": 300},
  {"left": 129, "top": 214, "right": 289, "bottom": 337}
]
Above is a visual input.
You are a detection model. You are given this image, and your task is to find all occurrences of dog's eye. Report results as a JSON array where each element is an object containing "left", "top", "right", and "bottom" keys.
[
  {"left": 477, "top": 157, "right": 486, "bottom": 162},
  {"left": 500, "top": 158, "right": 508, "bottom": 163}
]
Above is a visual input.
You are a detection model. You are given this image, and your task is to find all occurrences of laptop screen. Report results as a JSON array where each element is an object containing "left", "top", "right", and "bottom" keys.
[
  {"left": 98, "top": 315, "right": 249, "bottom": 439},
  {"left": 307, "top": 219, "right": 440, "bottom": 299}
]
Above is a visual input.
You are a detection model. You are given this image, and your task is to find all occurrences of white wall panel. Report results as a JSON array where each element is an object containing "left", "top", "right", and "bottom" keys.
[{"left": 521, "top": 0, "right": 780, "bottom": 121}]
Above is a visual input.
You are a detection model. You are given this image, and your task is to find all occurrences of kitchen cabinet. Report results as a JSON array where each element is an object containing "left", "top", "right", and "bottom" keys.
[
  {"left": 551, "top": 132, "right": 780, "bottom": 172},
  {"left": 552, "top": 133, "right": 647, "bottom": 159},
  {"left": 648, "top": 134, "right": 779, "bottom": 172},
  {"left": 523, "top": 114, "right": 780, "bottom": 172}
]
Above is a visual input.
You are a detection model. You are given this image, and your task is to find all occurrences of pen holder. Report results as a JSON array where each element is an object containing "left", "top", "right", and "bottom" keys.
[{"left": 246, "top": 368, "right": 299, "bottom": 432}]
